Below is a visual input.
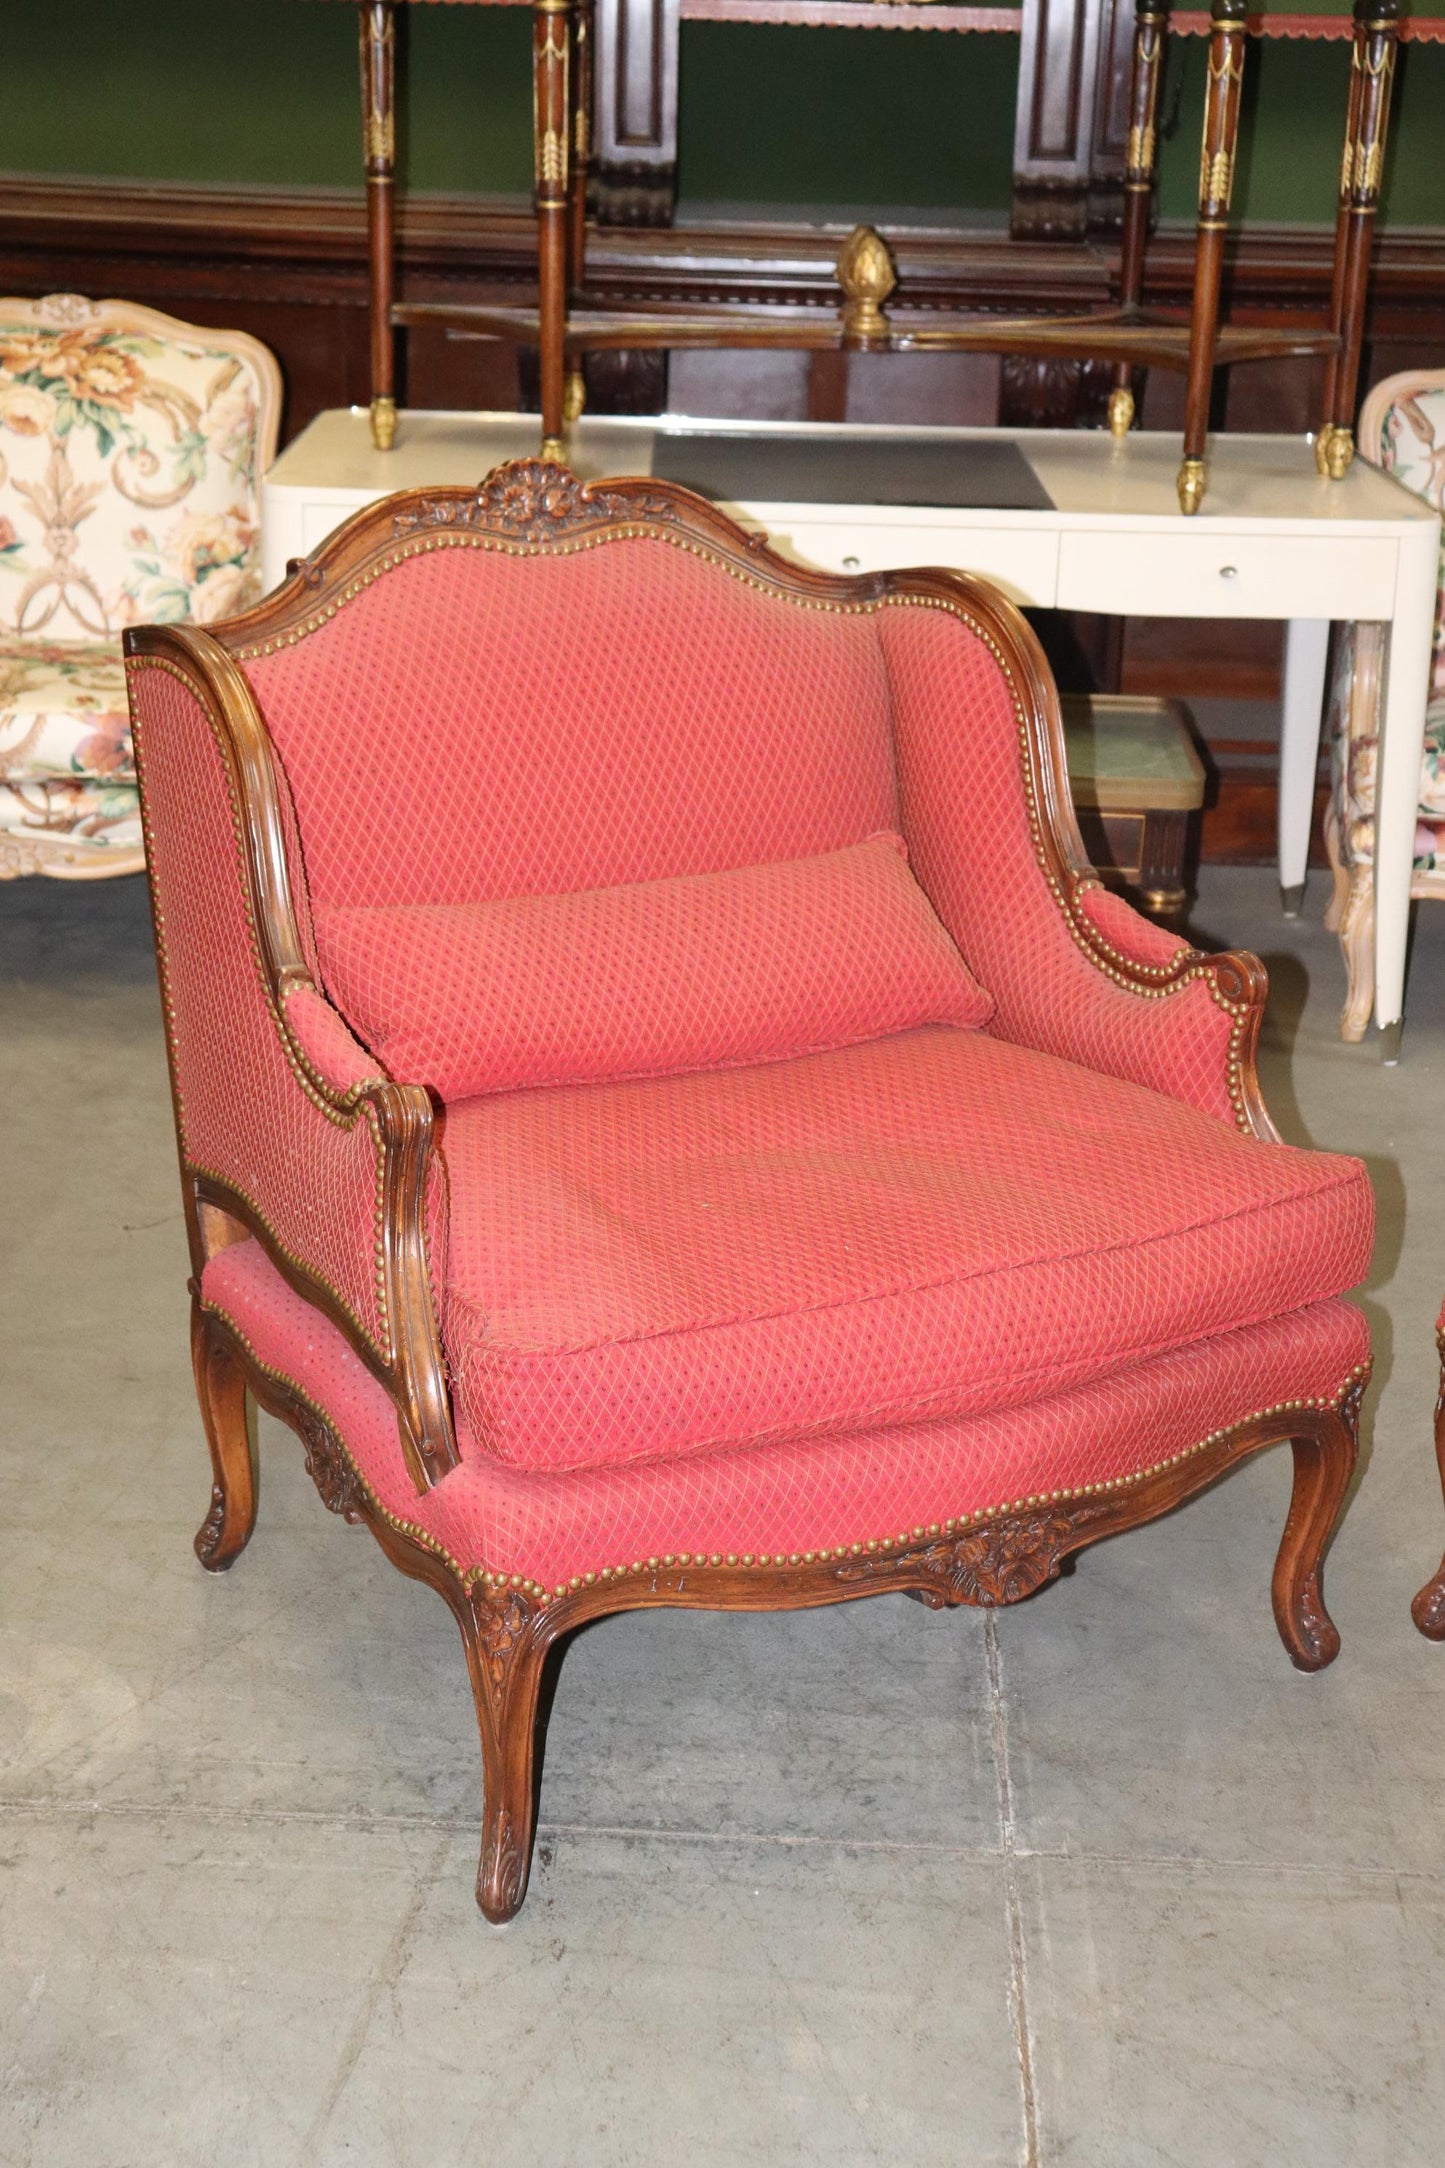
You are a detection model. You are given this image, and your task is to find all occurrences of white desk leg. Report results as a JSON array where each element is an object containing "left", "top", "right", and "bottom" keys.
[
  {"left": 1373, "top": 528, "right": 1439, "bottom": 1060},
  {"left": 1278, "top": 618, "right": 1330, "bottom": 916}
]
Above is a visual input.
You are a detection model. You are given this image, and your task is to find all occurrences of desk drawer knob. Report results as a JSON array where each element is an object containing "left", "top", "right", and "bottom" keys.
[
  {"left": 842, "top": 554, "right": 861, "bottom": 570},
  {"left": 1219, "top": 563, "right": 1239, "bottom": 580}
]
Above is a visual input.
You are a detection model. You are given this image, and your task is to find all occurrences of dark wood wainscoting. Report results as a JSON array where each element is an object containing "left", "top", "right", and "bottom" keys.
[{"left": 5, "top": 174, "right": 1440, "bottom": 866}]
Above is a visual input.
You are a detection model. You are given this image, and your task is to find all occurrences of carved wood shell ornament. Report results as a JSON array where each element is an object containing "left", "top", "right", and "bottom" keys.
[{"left": 390, "top": 460, "right": 682, "bottom": 547}]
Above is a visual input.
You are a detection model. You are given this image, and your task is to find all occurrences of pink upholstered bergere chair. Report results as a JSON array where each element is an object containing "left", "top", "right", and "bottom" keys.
[{"left": 124, "top": 462, "right": 1374, "bottom": 1923}]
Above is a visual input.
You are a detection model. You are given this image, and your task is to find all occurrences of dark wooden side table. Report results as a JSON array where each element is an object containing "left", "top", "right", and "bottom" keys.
[{"left": 1062, "top": 693, "right": 1206, "bottom": 921}]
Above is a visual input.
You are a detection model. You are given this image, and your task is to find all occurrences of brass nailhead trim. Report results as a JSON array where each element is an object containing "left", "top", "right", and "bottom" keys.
[
  {"left": 230, "top": 522, "right": 1258, "bottom": 1131},
  {"left": 128, "top": 653, "right": 397, "bottom": 1365},
  {"left": 204, "top": 1302, "right": 1366, "bottom": 1612}
]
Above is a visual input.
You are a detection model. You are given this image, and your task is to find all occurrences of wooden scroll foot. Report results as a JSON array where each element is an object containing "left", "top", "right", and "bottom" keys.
[
  {"left": 462, "top": 1587, "right": 551, "bottom": 1924},
  {"left": 190, "top": 1299, "right": 257, "bottom": 1571},
  {"left": 1411, "top": 1343, "right": 1445, "bottom": 1638},
  {"left": 1176, "top": 457, "right": 1206, "bottom": 516},
  {"left": 370, "top": 395, "right": 397, "bottom": 452},
  {"left": 1108, "top": 386, "right": 1135, "bottom": 440},
  {"left": 1412, "top": 1567, "right": 1445, "bottom": 1640},
  {"left": 1270, "top": 1391, "right": 1362, "bottom": 1672}
]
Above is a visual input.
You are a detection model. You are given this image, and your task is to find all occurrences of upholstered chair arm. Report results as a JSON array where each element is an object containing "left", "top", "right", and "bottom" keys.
[
  {"left": 879, "top": 588, "right": 1276, "bottom": 1138},
  {"left": 124, "top": 626, "right": 457, "bottom": 1492}
]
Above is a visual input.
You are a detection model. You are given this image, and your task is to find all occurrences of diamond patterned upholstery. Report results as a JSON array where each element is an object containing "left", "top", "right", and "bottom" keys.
[
  {"left": 312, "top": 833, "right": 992, "bottom": 1101},
  {"left": 201, "top": 1235, "right": 1369, "bottom": 1595},
  {"left": 132, "top": 500, "right": 1374, "bottom": 1584},
  {"left": 435, "top": 1024, "right": 1369, "bottom": 1472},
  {"left": 243, "top": 539, "right": 900, "bottom": 910}
]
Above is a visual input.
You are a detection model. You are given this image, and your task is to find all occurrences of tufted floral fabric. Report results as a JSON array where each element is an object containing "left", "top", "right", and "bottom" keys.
[
  {"left": 0, "top": 294, "right": 279, "bottom": 878},
  {"left": 313, "top": 833, "right": 993, "bottom": 1101},
  {"left": 201, "top": 1236, "right": 1369, "bottom": 1594},
  {"left": 1321, "top": 373, "right": 1445, "bottom": 1036},
  {"left": 1326, "top": 379, "right": 1445, "bottom": 882}
]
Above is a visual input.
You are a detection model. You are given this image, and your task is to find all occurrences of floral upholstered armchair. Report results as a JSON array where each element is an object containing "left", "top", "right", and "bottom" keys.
[
  {"left": 1324, "top": 370, "right": 1445, "bottom": 1039},
  {"left": 0, "top": 294, "right": 279, "bottom": 878},
  {"left": 126, "top": 462, "right": 1374, "bottom": 1923}
]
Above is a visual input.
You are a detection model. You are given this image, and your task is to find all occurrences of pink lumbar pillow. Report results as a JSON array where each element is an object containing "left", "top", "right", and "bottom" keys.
[{"left": 313, "top": 831, "right": 993, "bottom": 1102}]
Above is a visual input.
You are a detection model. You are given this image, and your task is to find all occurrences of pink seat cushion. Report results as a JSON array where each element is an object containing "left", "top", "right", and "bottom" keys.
[
  {"left": 200, "top": 1236, "right": 1369, "bottom": 1595},
  {"left": 435, "top": 1025, "right": 1374, "bottom": 1473},
  {"left": 314, "top": 833, "right": 992, "bottom": 1100}
]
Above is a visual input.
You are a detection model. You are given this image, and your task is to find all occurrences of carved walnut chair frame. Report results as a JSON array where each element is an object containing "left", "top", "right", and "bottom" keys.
[
  {"left": 1412, "top": 1327, "right": 1445, "bottom": 1641},
  {"left": 126, "top": 461, "right": 1367, "bottom": 1923}
]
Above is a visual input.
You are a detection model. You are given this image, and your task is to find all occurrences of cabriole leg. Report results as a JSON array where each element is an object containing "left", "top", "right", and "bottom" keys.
[
  {"left": 460, "top": 1588, "right": 551, "bottom": 1923},
  {"left": 1411, "top": 1337, "right": 1445, "bottom": 1639},
  {"left": 190, "top": 1300, "right": 257, "bottom": 1571},
  {"left": 1271, "top": 1389, "right": 1362, "bottom": 1671}
]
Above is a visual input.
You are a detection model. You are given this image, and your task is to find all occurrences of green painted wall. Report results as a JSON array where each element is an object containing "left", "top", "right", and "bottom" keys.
[{"left": 0, "top": 0, "right": 1440, "bottom": 224}]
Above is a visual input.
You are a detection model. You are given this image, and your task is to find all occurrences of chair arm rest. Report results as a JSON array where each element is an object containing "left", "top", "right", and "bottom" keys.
[
  {"left": 125, "top": 628, "right": 457, "bottom": 1491},
  {"left": 282, "top": 980, "right": 386, "bottom": 1094},
  {"left": 881, "top": 588, "right": 1276, "bottom": 1138}
]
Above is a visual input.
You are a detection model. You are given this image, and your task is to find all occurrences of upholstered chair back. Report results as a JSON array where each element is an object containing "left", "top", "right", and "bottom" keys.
[
  {"left": 0, "top": 292, "right": 280, "bottom": 640},
  {"left": 239, "top": 535, "right": 907, "bottom": 912}
]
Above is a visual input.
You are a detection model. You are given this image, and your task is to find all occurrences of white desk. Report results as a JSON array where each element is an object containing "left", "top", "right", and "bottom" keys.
[{"left": 263, "top": 410, "right": 1441, "bottom": 1053}]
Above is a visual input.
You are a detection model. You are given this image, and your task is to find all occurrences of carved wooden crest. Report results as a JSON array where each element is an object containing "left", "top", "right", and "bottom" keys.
[
  {"left": 391, "top": 459, "right": 681, "bottom": 546},
  {"left": 296, "top": 1408, "right": 366, "bottom": 1523},
  {"left": 836, "top": 1507, "right": 1099, "bottom": 1608}
]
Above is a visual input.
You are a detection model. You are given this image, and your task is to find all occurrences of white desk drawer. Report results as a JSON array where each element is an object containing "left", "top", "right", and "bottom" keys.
[
  {"left": 761, "top": 522, "right": 1058, "bottom": 608},
  {"left": 1057, "top": 529, "right": 1397, "bottom": 621}
]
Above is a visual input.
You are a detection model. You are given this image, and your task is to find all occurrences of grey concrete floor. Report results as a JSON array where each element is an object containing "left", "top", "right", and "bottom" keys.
[{"left": 2, "top": 865, "right": 1444, "bottom": 2168}]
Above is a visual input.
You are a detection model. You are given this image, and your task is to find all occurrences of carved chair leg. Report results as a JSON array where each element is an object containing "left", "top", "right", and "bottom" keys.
[
  {"left": 1271, "top": 1393, "right": 1362, "bottom": 1672},
  {"left": 1333, "top": 860, "right": 1376, "bottom": 1045},
  {"left": 190, "top": 1297, "right": 257, "bottom": 1571},
  {"left": 459, "top": 1589, "right": 552, "bottom": 1924},
  {"left": 1411, "top": 1342, "right": 1445, "bottom": 1639}
]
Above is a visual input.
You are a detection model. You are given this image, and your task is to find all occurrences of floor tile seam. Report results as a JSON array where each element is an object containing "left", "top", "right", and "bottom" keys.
[
  {"left": 0, "top": 1792, "right": 1010, "bottom": 1859},
  {"left": 984, "top": 1612, "right": 1042, "bottom": 2168},
  {"left": 1011, "top": 1841, "right": 1445, "bottom": 1886},
  {"left": 4, "top": 1795, "right": 1441, "bottom": 1890}
]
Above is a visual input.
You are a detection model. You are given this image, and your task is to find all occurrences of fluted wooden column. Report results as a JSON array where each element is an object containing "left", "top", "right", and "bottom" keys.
[
  {"left": 360, "top": 0, "right": 398, "bottom": 450},
  {"left": 1108, "top": 0, "right": 1167, "bottom": 438},
  {"left": 564, "top": 0, "right": 593, "bottom": 424},
  {"left": 1318, "top": 0, "right": 1400, "bottom": 478},
  {"left": 1177, "top": 0, "right": 1247, "bottom": 515},
  {"left": 534, "top": 0, "right": 572, "bottom": 457}
]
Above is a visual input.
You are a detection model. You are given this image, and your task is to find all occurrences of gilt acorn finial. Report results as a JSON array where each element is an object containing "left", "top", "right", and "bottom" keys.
[{"left": 837, "top": 225, "right": 897, "bottom": 348}]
